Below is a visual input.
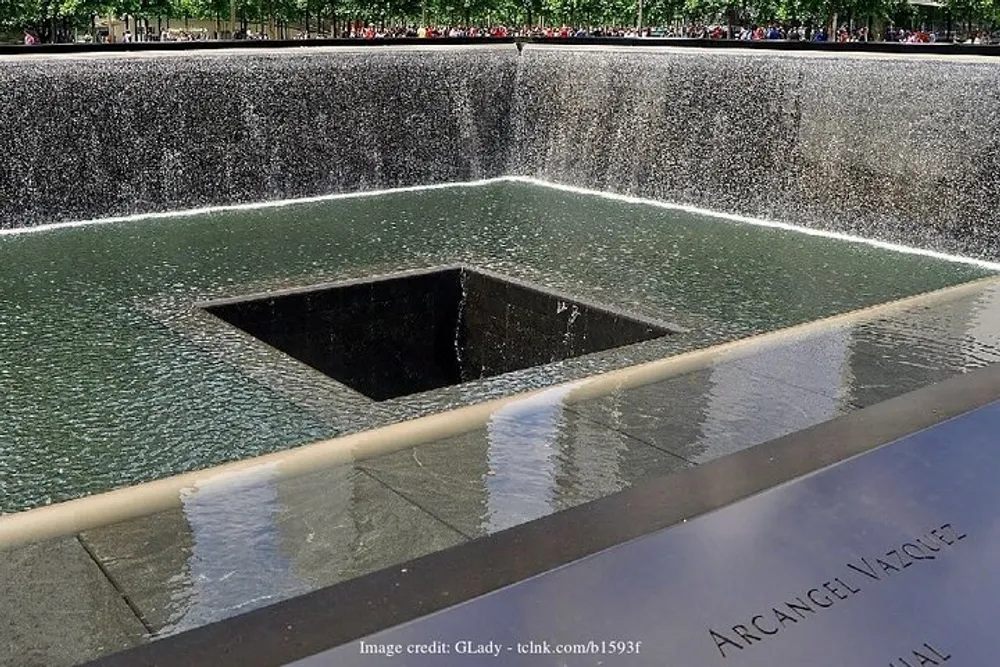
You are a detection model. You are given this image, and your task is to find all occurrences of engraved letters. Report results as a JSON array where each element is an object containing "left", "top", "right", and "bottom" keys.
[
  {"left": 844, "top": 523, "right": 965, "bottom": 585},
  {"left": 708, "top": 523, "right": 966, "bottom": 659},
  {"left": 888, "top": 641, "right": 952, "bottom": 666},
  {"left": 707, "top": 579, "right": 860, "bottom": 658}
]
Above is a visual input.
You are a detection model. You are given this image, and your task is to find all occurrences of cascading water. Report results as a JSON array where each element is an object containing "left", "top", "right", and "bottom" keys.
[
  {"left": 564, "top": 304, "right": 581, "bottom": 347},
  {"left": 1, "top": 44, "right": 998, "bottom": 259},
  {"left": 507, "top": 45, "right": 1000, "bottom": 260},
  {"left": 455, "top": 267, "right": 469, "bottom": 378},
  {"left": 0, "top": 46, "right": 516, "bottom": 228}
]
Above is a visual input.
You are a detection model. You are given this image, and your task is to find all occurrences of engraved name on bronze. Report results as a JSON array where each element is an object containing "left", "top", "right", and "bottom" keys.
[{"left": 708, "top": 523, "right": 967, "bottom": 659}]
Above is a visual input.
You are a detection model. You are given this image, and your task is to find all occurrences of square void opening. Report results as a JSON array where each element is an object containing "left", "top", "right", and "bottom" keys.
[{"left": 205, "top": 267, "right": 675, "bottom": 402}]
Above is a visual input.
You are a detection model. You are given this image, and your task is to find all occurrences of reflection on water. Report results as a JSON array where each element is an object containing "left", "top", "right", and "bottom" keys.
[
  {"left": 484, "top": 383, "right": 578, "bottom": 534},
  {"left": 725, "top": 327, "right": 851, "bottom": 408},
  {"left": 690, "top": 326, "right": 853, "bottom": 462},
  {"left": 164, "top": 465, "right": 312, "bottom": 635},
  {"left": 122, "top": 460, "right": 467, "bottom": 635},
  {"left": 843, "top": 282, "right": 999, "bottom": 408}
]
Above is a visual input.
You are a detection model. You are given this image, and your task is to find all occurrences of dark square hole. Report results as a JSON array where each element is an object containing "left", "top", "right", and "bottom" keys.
[{"left": 204, "top": 267, "right": 676, "bottom": 402}]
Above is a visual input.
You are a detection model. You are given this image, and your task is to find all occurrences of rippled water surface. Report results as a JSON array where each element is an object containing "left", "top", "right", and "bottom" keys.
[{"left": 0, "top": 180, "right": 991, "bottom": 512}]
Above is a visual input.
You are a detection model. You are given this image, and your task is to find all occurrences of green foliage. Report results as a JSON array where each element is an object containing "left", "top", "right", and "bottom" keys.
[{"left": 1, "top": 0, "right": 994, "bottom": 38}]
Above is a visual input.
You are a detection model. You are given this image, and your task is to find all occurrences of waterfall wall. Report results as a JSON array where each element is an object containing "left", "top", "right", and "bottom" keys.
[
  {"left": 509, "top": 45, "right": 1000, "bottom": 258},
  {"left": 3, "top": 43, "right": 998, "bottom": 259},
  {"left": 0, "top": 46, "right": 516, "bottom": 227}
]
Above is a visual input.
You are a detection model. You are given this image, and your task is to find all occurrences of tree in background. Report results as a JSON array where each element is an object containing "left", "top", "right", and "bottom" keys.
[{"left": 1, "top": 0, "right": 996, "bottom": 41}]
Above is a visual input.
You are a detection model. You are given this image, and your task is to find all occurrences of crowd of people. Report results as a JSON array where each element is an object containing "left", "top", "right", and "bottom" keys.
[
  {"left": 286, "top": 23, "right": 993, "bottom": 43},
  {"left": 23, "top": 22, "right": 998, "bottom": 45},
  {"left": 288, "top": 24, "right": 968, "bottom": 42},
  {"left": 664, "top": 23, "right": 996, "bottom": 43}
]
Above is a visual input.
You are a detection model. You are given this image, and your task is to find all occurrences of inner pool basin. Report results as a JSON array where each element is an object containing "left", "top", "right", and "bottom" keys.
[{"left": 1, "top": 178, "right": 992, "bottom": 514}]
